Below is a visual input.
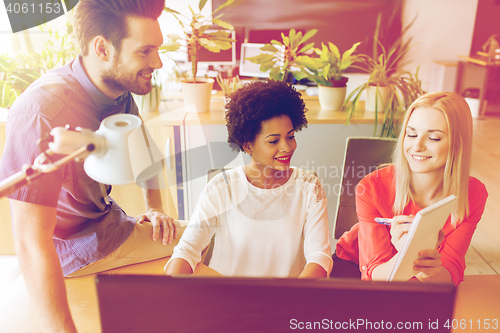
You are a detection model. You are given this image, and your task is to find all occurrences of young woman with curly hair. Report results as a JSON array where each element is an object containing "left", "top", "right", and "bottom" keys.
[
  {"left": 333, "top": 92, "right": 488, "bottom": 285},
  {"left": 165, "top": 80, "right": 333, "bottom": 278}
]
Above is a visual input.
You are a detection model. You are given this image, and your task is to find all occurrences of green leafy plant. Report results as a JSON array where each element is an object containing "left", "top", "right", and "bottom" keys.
[
  {"left": 0, "top": 22, "right": 79, "bottom": 109},
  {"left": 294, "top": 41, "right": 362, "bottom": 86},
  {"left": 0, "top": 53, "right": 42, "bottom": 108},
  {"left": 216, "top": 73, "right": 242, "bottom": 96},
  {"left": 343, "top": 17, "right": 425, "bottom": 137},
  {"left": 162, "top": 0, "right": 236, "bottom": 82},
  {"left": 39, "top": 22, "right": 79, "bottom": 71},
  {"left": 245, "top": 28, "right": 317, "bottom": 81}
]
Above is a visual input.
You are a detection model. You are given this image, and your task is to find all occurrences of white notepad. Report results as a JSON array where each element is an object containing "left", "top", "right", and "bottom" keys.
[{"left": 387, "top": 195, "right": 458, "bottom": 282}]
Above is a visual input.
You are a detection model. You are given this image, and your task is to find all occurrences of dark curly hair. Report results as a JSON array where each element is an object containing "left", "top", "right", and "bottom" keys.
[{"left": 225, "top": 80, "right": 307, "bottom": 152}]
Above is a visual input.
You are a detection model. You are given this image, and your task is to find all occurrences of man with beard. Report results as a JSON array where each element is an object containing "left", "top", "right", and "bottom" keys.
[{"left": 0, "top": 0, "right": 180, "bottom": 331}]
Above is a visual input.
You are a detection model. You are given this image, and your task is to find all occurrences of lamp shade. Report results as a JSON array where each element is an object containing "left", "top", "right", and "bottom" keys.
[{"left": 84, "top": 114, "right": 164, "bottom": 185}]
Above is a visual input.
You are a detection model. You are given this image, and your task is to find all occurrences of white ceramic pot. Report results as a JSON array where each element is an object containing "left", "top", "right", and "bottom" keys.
[
  {"left": 318, "top": 85, "right": 347, "bottom": 111},
  {"left": 180, "top": 78, "right": 214, "bottom": 113},
  {"left": 465, "top": 97, "right": 481, "bottom": 118},
  {"left": 366, "top": 85, "right": 392, "bottom": 112}
]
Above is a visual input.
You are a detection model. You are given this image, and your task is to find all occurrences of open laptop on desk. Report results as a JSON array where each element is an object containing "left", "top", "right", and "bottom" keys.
[{"left": 95, "top": 274, "right": 456, "bottom": 333}]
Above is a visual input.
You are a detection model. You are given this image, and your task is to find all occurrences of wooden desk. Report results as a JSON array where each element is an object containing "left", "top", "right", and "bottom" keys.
[
  {"left": 457, "top": 55, "right": 500, "bottom": 118},
  {"left": 2, "top": 258, "right": 497, "bottom": 333},
  {"left": 64, "top": 268, "right": 499, "bottom": 332},
  {"left": 452, "top": 275, "right": 500, "bottom": 332},
  {"left": 65, "top": 259, "right": 170, "bottom": 332}
]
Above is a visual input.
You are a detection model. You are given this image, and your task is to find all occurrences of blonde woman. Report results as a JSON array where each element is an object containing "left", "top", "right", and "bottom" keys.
[{"left": 334, "top": 92, "right": 488, "bottom": 285}]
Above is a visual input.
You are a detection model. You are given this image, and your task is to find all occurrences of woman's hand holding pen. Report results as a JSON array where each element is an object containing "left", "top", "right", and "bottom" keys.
[
  {"left": 376, "top": 215, "right": 452, "bottom": 283},
  {"left": 389, "top": 215, "right": 413, "bottom": 252}
]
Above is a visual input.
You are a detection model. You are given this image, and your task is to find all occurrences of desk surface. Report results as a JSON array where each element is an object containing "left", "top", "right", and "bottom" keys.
[
  {"left": 61, "top": 259, "right": 500, "bottom": 333},
  {"left": 452, "top": 274, "right": 500, "bottom": 331},
  {"left": 459, "top": 55, "right": 500, "bottom": 67},
  {"left": 65, "top": 259, "right": 170, "bottom": 332}
]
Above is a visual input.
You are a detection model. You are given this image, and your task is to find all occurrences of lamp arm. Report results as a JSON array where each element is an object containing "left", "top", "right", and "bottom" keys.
[
  {"left": 49, "top": 127, "right": 107, "bottom": 156},
  {"left": 0, "top": 145, "right": 94, "bottom": 199},
  {"left": 0, "top": 165, "right": 43, "bottom": 198},
  {"left": 1, "top": 113, "right": 149, "bottom": 197}
]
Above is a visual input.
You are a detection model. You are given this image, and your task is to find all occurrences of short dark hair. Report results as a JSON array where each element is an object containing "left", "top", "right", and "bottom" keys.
[
  {"left": 226, "top": 80, "right": 308, "bottom": 152},
  {"left": 74, "top": 0, "right": 165, "bottom": 56}
]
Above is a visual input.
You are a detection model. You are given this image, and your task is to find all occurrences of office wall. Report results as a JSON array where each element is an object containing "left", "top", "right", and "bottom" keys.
[
  {"left": 215, "top": 0, "right": 480, "bottom": 92},
  {"left": 470, "top": 0, "right": 500, "bottom": 55},
  {"left": 214, "top": 0, "right": 401, "bottom": 63},
  {"left": 401, "top": 0, "right": 479, "bottom": 91}
]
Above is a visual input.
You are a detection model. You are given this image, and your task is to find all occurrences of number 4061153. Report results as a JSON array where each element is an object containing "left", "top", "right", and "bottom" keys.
[
  {"left": 6, "top": 2, "right": 62, "bottom": 14},
  {"left": 444, "top": 319, "right": 498, "bottom": 330}
]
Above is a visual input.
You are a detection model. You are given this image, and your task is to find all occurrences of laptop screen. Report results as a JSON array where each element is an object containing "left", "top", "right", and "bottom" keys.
[{"left": 95, "top": 274, "right": 456, "bottom": 333}]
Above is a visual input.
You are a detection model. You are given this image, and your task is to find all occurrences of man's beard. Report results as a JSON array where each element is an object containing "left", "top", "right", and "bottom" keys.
[{"left": 102, "top": 57, "right": 153, "bottom": 96}]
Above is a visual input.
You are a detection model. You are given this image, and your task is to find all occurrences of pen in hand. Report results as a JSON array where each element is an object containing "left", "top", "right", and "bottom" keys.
[
  {"left": 375, "top": 218, "right": 393, "bottom": 225},
  {"left": 375, "top": 218, "right": 412, "bottom": 226}
]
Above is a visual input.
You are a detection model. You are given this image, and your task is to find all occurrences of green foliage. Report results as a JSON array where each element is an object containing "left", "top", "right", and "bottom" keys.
[
  {"left": 244, "top": 28, "right": 317, "bottom": 81},
  {"left": 345, "top": 68, "right": 425, "bottom": 137},
  {"left": 0, "top": 22, "right": 79, "bottom": 109},
  {"left": 216, "top": 73, "right": 242, "bottom": 96},
  {"left": 343, "top": 16, "right": 425, "bottom": 138},
  {"left": 39, "top": 22, "right": 79, "bottom": 71},
  {"left": 162, "top": 0, "right": 236, "bottom": 82},
  {"left": 0, "top": 53, "right": 42, "bottom": 108},
  {"left": 294, "top": 41, "right": 362, "bottom": 86}
]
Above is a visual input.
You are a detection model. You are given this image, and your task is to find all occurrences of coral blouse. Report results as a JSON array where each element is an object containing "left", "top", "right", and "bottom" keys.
[{"left": 335, "top": 166, "right": 488, "bottom": 285}]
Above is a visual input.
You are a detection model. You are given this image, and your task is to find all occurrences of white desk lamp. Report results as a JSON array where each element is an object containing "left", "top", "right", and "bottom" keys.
[{"left": 0, "top": 114, "right": 164, "bottom": 198}]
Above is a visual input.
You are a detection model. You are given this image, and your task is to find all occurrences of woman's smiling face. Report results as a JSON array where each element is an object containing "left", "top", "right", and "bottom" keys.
[
  {"left": 244, "top": 115, "right": 297, "bottom": 172},
  {"left": 403, "top": 107, "right": 449, "bottom": 176}
]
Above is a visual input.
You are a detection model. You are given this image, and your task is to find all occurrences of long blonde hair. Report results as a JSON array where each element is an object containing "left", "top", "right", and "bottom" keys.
[{"left": 392, "top": 92, "right": 473, "bottom": 225}]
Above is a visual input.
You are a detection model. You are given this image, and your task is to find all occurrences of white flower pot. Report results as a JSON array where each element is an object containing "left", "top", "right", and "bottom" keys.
[
  {"left": 180, "top": 78, "right": 214, "bottom": 113},
  {"left": 465, "top": 97, "right": 481, "bottom": 118},
  {"left": 318, "top": 85, "right": 347, "bottom": 111},
  {"left": 366, "top": 85, "right": 392, "bottom": 112}
]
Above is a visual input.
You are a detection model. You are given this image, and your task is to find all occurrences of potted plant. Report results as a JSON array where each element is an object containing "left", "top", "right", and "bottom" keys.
[
  {"left": 343, "top": 19, "right": 425, "bottom": 137},
  {"left": 294, "top": 41, "right": 362, "bottom": 110},
  {"left": 215, "top": 73, "right": 242, "bottom": 110},
  {"left": 162, "top": 0, "right": 236, "bottom": 113},
  {"left": 244, "top": 28, "right": 317, "bottom": 82}
]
